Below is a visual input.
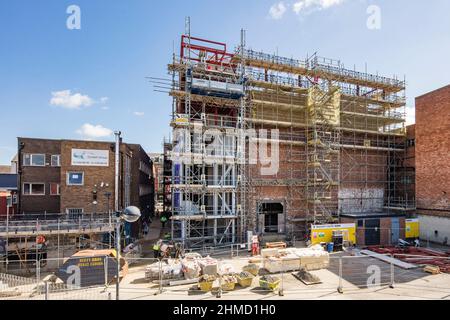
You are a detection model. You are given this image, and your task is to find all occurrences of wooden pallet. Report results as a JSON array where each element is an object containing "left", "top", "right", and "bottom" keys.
[
  {"left": 265, "top": 242, "right": 287, "bottom": 249},
  {"left": 424, "top": 265, "right": 441, "bottom": 275}
]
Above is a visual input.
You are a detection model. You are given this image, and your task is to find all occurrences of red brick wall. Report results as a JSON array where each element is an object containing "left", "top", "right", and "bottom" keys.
[
  {"left": 405, "top": 125, "right": 415, "bottom": 168},
  {"left": 18, "top": 138, "right": 61, "bottom": 214},
  {"left": 60, "top": 140, "right": 116, "bottom": 214},
  {"left": 416, "top": 85, "right": 450, "bottom": 216}
]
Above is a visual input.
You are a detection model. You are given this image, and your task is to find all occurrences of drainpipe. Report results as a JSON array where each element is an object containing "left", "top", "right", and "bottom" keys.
[{"left": 114, "top": 131, "right": 121, "bottom": 212}]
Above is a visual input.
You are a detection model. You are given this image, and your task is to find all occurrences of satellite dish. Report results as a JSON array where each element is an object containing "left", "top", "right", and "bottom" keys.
[{"left": 121, "top": 206, "right": 141, "bottom": 223}]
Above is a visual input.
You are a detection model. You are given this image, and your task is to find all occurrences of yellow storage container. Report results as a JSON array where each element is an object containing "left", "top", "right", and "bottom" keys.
[
  {"left": 259, "top": 279, "right": 281, "bottom": 291},
  {"left": 221, "top": 282, "right": 236, "bottom": 291},
  {"left": 198, "top": 281, "right": 214, "bottom": 292},
  {"left": 236, "top": 275, "right": 254, "bottom": 288},
  {"left": 243, "top": 264, "right": 259, "bottom": 276}
]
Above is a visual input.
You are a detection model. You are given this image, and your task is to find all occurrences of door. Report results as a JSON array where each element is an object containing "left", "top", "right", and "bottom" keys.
[
  {"left": 259, "top": 202, "right": 284, "bottom": 234},
  {"left": 365, "top": 219, "right": 381, "bottom": 246},
  {"left": 391, "top": 218, "right": 400, "bottom": 245}
]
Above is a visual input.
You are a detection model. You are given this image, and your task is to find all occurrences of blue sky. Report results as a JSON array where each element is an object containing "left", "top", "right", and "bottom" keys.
[{"left": 1, "top": 0, "right": 450, "bottom": 164}]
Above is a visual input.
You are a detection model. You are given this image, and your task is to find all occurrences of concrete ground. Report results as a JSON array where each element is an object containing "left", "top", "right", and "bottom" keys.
[
  {"left": 4, "top": 249, "right": 450, "bottom": 300},
  {"left": 113, "top": 252, "right": 450, "bottom": 301}
]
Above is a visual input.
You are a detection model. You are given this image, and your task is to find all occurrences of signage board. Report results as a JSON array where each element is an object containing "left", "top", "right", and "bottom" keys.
[
  {"left": 71, "top": 149, "right": 109, "bottom": 167},
  {"left": 57, "top": 255, "right": 118, "bottom": 288},
  {"left": 406, "top": 219, "right": 420, "bottom": 239},
  {"left": 311, "top": 223, "right": 357, "bottom": 245}
]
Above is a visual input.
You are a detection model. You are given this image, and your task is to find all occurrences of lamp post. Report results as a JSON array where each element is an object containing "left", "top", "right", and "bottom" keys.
[
  {"left": 105, "top": 192, "right": 112, "bottom": 248},
  {"left": 115, "top": 206, "right": 141, "bottom": 301}
]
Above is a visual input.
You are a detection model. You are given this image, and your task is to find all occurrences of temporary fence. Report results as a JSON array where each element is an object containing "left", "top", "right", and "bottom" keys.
[{"left": 0, "top": 252, "right": 449, "bottom": 300}]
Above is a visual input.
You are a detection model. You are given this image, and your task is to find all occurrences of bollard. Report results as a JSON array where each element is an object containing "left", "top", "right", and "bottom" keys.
[{"left": 337, "top": 257, "right": 343, "bottom": 294}]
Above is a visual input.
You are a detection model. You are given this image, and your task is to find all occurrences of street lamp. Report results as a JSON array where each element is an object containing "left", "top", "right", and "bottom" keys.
[
  {"left": 105, "top": 192, "right": 113, "bottom": 248},
  {"left": 115, "top": 206, "right": 141, "bottom": 301}
]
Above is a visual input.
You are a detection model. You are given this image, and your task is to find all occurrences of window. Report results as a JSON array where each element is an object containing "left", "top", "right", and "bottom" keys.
[
  {"left": 7, "top": 195, "right": 18, "bottom": 206},
  {"left": 23, "top": 154, "right": 45, "bottom": 166},
  {"left": 51, "top": 155, "right": 61, "bottom": 167},
  {"left": 23, "top": 183, "right": 45, "bottom": 195},
  {"left": 67, "top": 208, "right": 84, "bottom": 219},
  {"left": 50, "top": 183, "right": 60, "bottom": 195},
  {"left": 67, "top": 172, "right": 84, "bottom": 186}
]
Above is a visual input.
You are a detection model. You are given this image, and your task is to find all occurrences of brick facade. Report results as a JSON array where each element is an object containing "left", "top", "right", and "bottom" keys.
[
  {"left": 18, "top": 138, "right": 61, "bottom": 214},
  {"left": 17, "top": 138, "right": 154, "bottom": 218},
  {"left": 341, "top": 215, "right": 406, "bottom": 246},
  {"left": 60, "top": 140, "right": 116, "bottom": 215},
  {"left": 415, "top": 85, "right": 450, "bottom": 217}
]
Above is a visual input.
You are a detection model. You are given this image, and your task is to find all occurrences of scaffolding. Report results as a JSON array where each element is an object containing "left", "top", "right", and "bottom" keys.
[
  {"left": 167, "top": 27, "right": 412, "bottom": 248},
  {"left": 0, "top": 213, "right": 115, "bottom": 273},
  {"left": 167, "top": 22, "right": 246, "bottom": 248}
]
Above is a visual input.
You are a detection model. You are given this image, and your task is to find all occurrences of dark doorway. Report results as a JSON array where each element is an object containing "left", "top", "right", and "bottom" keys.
[
  {"left": 365, "top": 219, "right": 381, "bottom": 246},
  {"left": 260, "top": 203, "right": 283, "bottom": 233}
]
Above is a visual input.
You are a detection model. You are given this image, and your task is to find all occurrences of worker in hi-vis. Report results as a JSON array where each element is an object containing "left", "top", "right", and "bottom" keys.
[
  {"left": 251, "top": 235, "right": 260, "bottom": 256},
  {"left": 153, "top": 240, "right": 162, "bottom": 259}
]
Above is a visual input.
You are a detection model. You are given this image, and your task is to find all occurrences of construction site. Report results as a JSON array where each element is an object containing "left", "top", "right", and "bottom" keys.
[
  {"left": 164, "top": 24, "right": 413, "bottom": 249},
  {"left": 1, "top": 3, "right": 449, "bottom": 302}
]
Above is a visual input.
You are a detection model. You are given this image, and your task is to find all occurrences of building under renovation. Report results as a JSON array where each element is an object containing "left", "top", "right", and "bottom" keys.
[{"left": 165, "top": 27, "right": 413, "bottom": 249}]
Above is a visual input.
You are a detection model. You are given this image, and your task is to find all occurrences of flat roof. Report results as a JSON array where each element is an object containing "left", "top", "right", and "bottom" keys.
[
  {"left": 341, "top": 212, "right": 406, "bottom": 219},
  {"left": 17, "top": 137, "right": 147, "bottom": 152},
  {"left": 0, "top": 174, "right": 17, "bottom": 190}
]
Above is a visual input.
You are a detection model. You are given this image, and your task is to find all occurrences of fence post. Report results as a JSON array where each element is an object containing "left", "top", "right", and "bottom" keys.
[
  {"left": 279, "top": 260, "right": 284, "bottom": 297},
  {"left": 158, "top": 259, "right": 163, "bottom": 295},
  {"left": 57, "top": 219, "right": 60, "bottom": 268},
  {"left": 36, "top": 259, "right": 41, "bottom": 284},
  {"left": 337, "top": 257, "right": 343, "bottom": 294},
  {"left": 217, "top": 260, "right": 222, "bottom": 299},
  {"left": 390, "top": 254, "right": 395, "bottom": 289},
  {"left": 104, "top": 256, "right": 108, "bottom": 287}
]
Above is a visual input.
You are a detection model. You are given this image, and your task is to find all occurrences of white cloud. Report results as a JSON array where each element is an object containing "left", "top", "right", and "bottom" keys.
[
  {"left": 269, "top": 2, "right": 287, "bottom": 20},
  {"left": 101, "top": 106, "right": 110, "bottom": 110},
  {"left": 50, "top": 90, "right": 94, "bottom": 110},
  {"left": 293, "top": 0, "right": 345, "bottom": 15},
  {"left": 100, "top": 97, "right": 109, "bottom": 104},
  {"left": 133, "top": 111, "right": 145, "bottom": 117},
  {"left": 76, "top": 123, "right": 113, "bottom": 140}
]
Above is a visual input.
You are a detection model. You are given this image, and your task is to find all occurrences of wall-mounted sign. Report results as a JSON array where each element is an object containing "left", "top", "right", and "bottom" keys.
[
  {"left": 71, "top": 149, "right": 109, "bottom": 167},
  {"left": 311, "top": 223, "right": 356, "bottom": 245},
  {"left": 406, "top": 219, "right": 420, "bottom": 238}
]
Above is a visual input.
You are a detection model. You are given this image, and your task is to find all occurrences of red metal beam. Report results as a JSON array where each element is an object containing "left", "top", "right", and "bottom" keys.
[{"left": 180, "top": 35, "right": 235, "bottom": 67}]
